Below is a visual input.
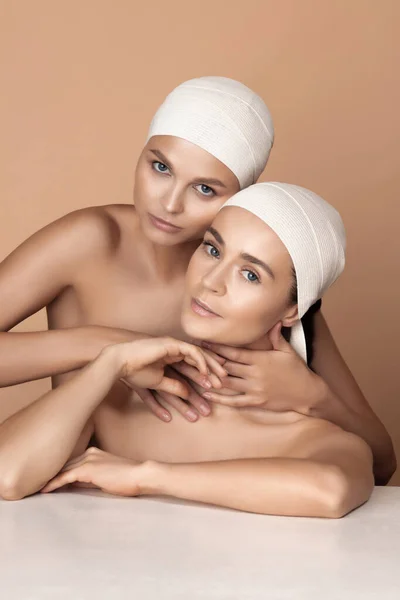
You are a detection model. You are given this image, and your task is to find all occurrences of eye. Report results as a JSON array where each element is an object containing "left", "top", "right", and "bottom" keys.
[
  {"left": 202, "top": 241, "right": 220, "bottom": 258},
  {"left": 152, "top": 161, "right": 170, "bottom": 174},
  {"left": 194, "top": 184, "right": 216, "bottom": 198},
  {"left": 242, "top": 269, "right": 260, "bottom": 284}
]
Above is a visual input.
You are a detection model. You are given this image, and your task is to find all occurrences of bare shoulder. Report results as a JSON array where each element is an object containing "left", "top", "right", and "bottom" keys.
[
  {"left": 52, "top": 204, "right": 129, "bottom": 256},
  {"left": 38, "top": 203, "right": 142, "bottom": 266}
]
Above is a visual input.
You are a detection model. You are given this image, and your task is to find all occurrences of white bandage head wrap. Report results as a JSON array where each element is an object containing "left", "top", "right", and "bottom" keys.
[
  {"left": 147, "top": 76, "right": 274, "bottom": 189},
  {"left": 222, "top": 183, "right": 346, "bottom": 362}
]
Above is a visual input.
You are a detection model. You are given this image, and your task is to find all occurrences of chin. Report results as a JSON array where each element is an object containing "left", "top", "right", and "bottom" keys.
[
  {"left": 181, "top": 313, "right": 248, "bottom": 346},
  {"left": 144, "top": 226, "right": 185, "bottom": 246},
  {"left": 181, "top": 313, "right": 223, "bottom": 343}
]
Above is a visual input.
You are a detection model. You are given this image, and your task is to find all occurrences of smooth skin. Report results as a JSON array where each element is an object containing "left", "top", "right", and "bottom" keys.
[
  {"left": 36, "top": 340, "right": 374, "bottom": 519},
  {"left": 0, "top": 136, "right": 395, "bottom": 484},
  {"left": 0, "top": 207, "right": 375, "bottom": 517}
]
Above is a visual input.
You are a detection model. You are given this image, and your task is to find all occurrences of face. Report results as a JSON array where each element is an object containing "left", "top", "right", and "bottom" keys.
[
  {"left": 134, "top": 135, "right": 240, "bottom": 246},
  {"left": 181, "top": 207, "right": 299, "bottom": 346}
]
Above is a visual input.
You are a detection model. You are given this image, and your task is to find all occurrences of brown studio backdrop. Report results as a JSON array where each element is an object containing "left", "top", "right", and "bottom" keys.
[{"left": 1, "top": 1, "right": 400, "bottom": 483}]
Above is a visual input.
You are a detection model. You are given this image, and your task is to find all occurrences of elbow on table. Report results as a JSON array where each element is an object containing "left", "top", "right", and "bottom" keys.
[
  {"left": 321, "top": 465, "right": 374, "bottom": 519},
  {"left": 0, "top": 468, "right": 31, "bottom": 501}
]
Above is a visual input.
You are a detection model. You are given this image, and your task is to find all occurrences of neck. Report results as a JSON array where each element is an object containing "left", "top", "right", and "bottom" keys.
[
  {"left": 243, "top": 334, "right": 273, "bottom": 351},
  {"left": 137, "top": 227, "right": 200, "bottom": 281}
]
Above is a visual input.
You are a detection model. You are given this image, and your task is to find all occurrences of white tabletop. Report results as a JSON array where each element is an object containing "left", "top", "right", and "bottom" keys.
[{"left": 1, "top": 486, "right": 399, "bottom": 599}]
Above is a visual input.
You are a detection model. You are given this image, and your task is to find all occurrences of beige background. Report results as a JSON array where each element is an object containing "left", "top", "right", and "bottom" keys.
[{"left": 1, "top": 1, "right": 399, "bottom": 483}]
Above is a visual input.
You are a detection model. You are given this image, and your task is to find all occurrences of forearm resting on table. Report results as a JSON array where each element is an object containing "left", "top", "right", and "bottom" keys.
[
  {"left": 0, "top": 326, "right": 149, "bottom": 387},
  {"left": 0, "top": 348, "right": 121, "bottom": 501},
  {"left": 143, "top": 456, "right": 374, "bottom": 518}
]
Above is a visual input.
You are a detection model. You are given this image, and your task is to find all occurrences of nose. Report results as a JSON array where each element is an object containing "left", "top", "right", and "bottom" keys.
[
  {"left": 201, "top": 262, "right": 227, "bottom": 296},
  {"left": 160, "top": 183, "right": 185, "bottom": 215}
]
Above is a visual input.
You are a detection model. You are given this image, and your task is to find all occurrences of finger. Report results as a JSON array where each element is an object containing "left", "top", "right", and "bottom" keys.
[
  {"left": 222, "top": 360, "right": 250, "bottom": 378},
  {"left": 180, "top": 384, "right": 211, "bottom": 416},
  {"left": 155, "top": 390, "right": 200, "bottom": 422},
  {"left": 201, "top": 391, "right": 250, "bottom": 407},
  {"left": 202, "top": 352, "right": 228, "bottom": 380},
  {"left": 219, "top": 376, "right": 250, "bottom": 393},
  {"left": 71, "top": 482, "right": 98, "bottom": 489},
  {"left": 164, "top": 339, "right": 209, "bottom": 376},
  {"left": 135, "top": 387, "right": 172, "bottom": 422},
  {"left": 175, "top": 362, "right": 223, "bottom": 390},
  {"left": 41, "top": 468, "right": 83, "bottom": 493},
  {"left": 161, "top": 370, "right": 211, "bottom": 415},
  {"left": 62, "top": 453, "right": 87, "bottom": 470},
  {"left": 177, "top": 341, "right": 226, "bottom": 380},
  {"left": 201, "top": 348, "right": 226, "bottom": 365},
  {"left": 62, "top": 447, "right": 102, "bottom": 471},
  {"left": 268, "top": 321, "right": 292, "bottom": 353},
  {"left": 61, "top": 457, "right": 86, "bottom": 472},
  {"left": 156, "top": 376, "right": 191, "bottom": 399},
  {"left": 173, "top": 362, "right": 213, "bottom": 389},
  {"left": 163, "top": 354, "right": 192, "bottom": 366},
  {"left": 202, "top": 342, "right": 252, "bottom": 365}
]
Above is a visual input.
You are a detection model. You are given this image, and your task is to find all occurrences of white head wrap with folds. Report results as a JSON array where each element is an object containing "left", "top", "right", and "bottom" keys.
[
  {"left": 222, "top": 182, "right": 346, "bottom": 361},
  {"left": 147, "top": 76, "right": 274, "bottom": 188}
]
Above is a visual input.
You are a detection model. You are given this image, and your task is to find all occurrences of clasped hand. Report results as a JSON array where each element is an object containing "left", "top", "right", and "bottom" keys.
[{"left": 133, "top": 324, "right": 322, "bottom": 421}]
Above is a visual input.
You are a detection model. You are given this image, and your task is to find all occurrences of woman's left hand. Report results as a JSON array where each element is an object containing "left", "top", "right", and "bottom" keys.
[
  {"left": 200, "top": 323, "right": 324, "bottom": 414},
  {"left": 41, "top": 448, "right": 148, "bottom": 496}
]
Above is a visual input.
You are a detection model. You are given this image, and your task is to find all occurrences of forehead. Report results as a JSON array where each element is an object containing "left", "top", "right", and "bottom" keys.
[
  {"left": 146, "top": 135, "right": 239, "bottom": 186},
  {"left": 212, "top": 207, "right": 291, "bottom": 262}
]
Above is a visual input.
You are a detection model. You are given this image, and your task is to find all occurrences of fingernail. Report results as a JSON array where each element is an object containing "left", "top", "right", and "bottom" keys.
[
  {"left": 202, "top": 392, "right": 211, "bottom": 400},
  {"left": 186, "top": 410, "right": 198, "bottom": 421},
  {"left": 162, "top": 412, "right": 171, "bottom": 422},
  {"left": 199, "top": 403, "right": 211, "bottom": 416},
  {"left": 202, "top": 379, "right": 212, "bottom": 389}
]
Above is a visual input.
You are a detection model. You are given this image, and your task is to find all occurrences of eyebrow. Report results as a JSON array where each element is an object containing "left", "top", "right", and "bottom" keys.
[
  {"left": 149, "top": 149, "right": 172, "bottom": 167},
  {"left": 149, "top": 149, "right": 227, "bottom": 188},
  {"left": 196, "top": 177, "right": 227, "bottom": 189},
  {"left": 206, "top": 228, "right": 275, "bottom": 280},
  {"left": 241, "top": 253, "right": 275, "bottom": 280},
  {"left": 207, "top": 227, "right": 225, "bottom": 246}
]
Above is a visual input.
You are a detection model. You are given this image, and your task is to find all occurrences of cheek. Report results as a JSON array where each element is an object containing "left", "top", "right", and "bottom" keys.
[
  {"left": 185, "top": 199, "right": 225, "bottom": 231},
  {"left": 227, "top": 298, "right": 269, "bottom": 336},
  {"left": 134, "top": 167, "right": 166, "bottom": 206},
  {"left": 185, "top": 251, "right": 207, "bottom": 288},
  {"left": 133, "top": 170, "right": 148, "bottom": 207},
  {"left": 221, "top": 292, "right": 286, "bottom": 343}
]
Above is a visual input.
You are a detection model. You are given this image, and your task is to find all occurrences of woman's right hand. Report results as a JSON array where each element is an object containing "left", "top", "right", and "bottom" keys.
[
  {"left": 106, "top": 337, "right": 227, "bottom": 400},
  {"left": 132, "top": 349, "right": 230, "bottom": 423}
]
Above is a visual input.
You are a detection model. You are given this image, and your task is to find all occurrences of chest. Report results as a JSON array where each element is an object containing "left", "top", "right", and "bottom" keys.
[
  {"left": 94, "top": 389, "right": 308, "bottom": 464},
  {"left": 48, "top": 256, "right": 187, "bottom": 339}
]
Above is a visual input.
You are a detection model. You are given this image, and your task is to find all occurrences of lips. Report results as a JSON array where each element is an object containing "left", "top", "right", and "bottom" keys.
[
  {"left": 148, "top": 213, "right": 183, "bottom": 233},
  {"left": 191, "top": 297, "right": 221, "bottom": 318}
]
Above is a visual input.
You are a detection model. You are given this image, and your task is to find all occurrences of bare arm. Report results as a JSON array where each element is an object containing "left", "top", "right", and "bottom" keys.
[
  {"left": 0, "top": 326, "right": 150, "bottom": 387},
  {"left": 39, "top": 345, "right": 373, "bottom": 517},
  {"left": 42, "top": 422, "right": 374, "bottom": 519},
  {"left": 0, "top": 207, "right": 145, "bottom": 387},
  {"left": 0, "top": 351, "right": 117, "bottom": 501},
  {"left": 0, "top": 338, "right": 222, "bottom": 501},
  {"left": 310, "top": 312, "right": 396, "bottom": 485},
  {"left": 142, "top": 427, "right": 374, "bottom": 518}
]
